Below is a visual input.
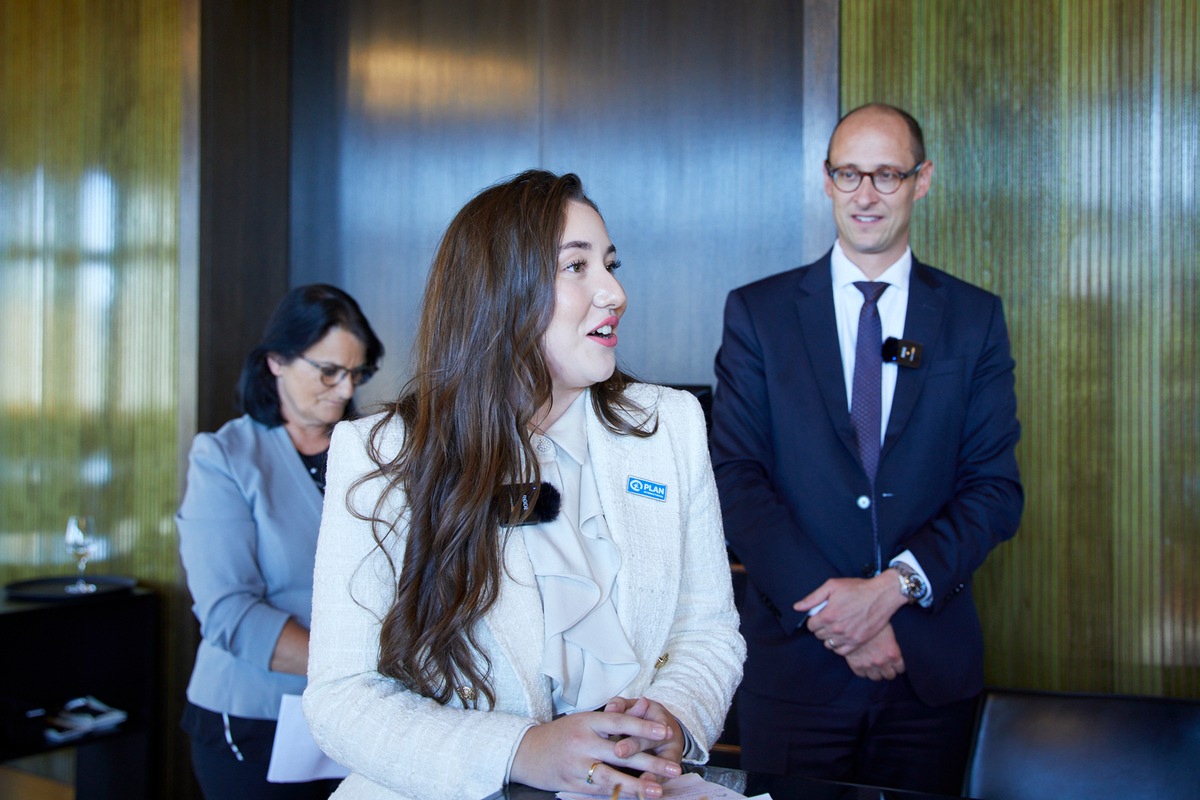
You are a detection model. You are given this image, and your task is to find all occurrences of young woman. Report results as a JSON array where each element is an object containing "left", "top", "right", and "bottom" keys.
[{"left": 305, "top": 171, "right": 743, "bottom": 800}]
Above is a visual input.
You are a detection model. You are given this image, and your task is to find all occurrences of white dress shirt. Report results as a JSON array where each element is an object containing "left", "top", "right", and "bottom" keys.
[
  {"left": 829, "top": 242, "right": 932, "bottom": 604},
  {"left": 830, "top": 240, "right": 911, "bottom": 439}
]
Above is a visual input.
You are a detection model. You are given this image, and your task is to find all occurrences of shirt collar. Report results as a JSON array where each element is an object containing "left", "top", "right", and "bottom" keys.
[
  {"left": 831, "top": 241, "right": 913, "bottom": 292},
  {"left": 541, "top": 390, "right": 589, "bottom": 466}
]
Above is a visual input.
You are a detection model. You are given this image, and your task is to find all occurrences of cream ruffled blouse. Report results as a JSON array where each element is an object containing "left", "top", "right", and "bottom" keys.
[{"left": 522, "top": 391, "right": 639, "bottom": 714}]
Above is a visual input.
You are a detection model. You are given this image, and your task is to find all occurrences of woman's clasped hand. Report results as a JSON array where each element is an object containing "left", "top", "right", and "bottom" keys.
[{"left": 512, "top": 697, "right": 684, "bottom": 798}]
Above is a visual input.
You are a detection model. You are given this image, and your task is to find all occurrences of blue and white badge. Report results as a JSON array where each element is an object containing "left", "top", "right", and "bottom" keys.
[{"left": 627, "top": 476, "right": 667, "bottom": 502}]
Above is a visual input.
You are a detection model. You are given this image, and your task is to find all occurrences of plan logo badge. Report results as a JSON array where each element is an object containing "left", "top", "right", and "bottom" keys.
[{"left": 627, "top": 476, "right": 667, "bottom": 502}]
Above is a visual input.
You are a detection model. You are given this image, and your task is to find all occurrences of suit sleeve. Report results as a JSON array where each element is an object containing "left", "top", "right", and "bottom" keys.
[
  {"left": 711, "top": 288, "right": 840, "bottom": 634},
  {"left": 303, "top": 419, "right": 535, "bottom": 800},
  {"left": 899, "top": 296, "right": 1023, "bottom": 610},
  {"left": 176, "top": 432, "right": 291, "bottom": 670}
]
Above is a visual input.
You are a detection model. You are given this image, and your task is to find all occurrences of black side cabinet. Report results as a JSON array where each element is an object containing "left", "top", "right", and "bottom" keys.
[{"left": 0, "top": 585, "right": 158, "bottom": 800}]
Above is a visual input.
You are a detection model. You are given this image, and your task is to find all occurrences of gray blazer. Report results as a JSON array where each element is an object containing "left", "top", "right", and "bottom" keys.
[
  {"left": 305, "top": 384, "right": 745, "bottom": 800},
  {"left": 177, "top": 414, "right": 322, "bottom": 719}
]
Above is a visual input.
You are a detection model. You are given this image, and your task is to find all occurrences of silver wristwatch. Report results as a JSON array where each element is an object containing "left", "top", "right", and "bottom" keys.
[{"left": 892, "top": 562, "right": 929, "bottom": 604}]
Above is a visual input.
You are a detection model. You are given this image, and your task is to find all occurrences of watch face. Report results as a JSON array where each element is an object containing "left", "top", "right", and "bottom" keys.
[{"left": 897, "top": 566, "right": 926, "bottom": 601}]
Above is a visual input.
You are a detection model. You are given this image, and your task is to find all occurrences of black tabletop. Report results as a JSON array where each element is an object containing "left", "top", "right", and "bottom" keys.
[{"left": 482, "top": 765, "right": 970, "bottom": 800}]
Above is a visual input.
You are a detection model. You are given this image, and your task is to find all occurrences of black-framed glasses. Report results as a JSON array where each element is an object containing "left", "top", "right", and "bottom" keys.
[
  {"left": 825, "top": 161, "right": 925, "bottom": 194},
  {"left": 300, "top": 356, "right": 376, "bottom": 387}
]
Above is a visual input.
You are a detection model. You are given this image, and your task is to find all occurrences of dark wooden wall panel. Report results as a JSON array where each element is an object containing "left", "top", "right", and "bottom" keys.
[
  {"left": 540, "top": 0, "right": 811, "bottom": 385},
  {"left": 199, "top": 0, "right": 292, "bottom": 430},
  {"left": 293, "top": 0, "right": 543, "bottom": 398},
  {"left": 841, "top": 0, "right": 1199, "bottom": 698},
  {"left": 292, "top": 0, "right": 838, "bottom": 402},
  {"left": 291, "top": 0, "right": 349, "bottom": 288}
]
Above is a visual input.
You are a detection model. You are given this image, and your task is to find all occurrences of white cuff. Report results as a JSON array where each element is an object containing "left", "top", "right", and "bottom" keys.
[
  {"left": 678, "top": 719, "right": 700, "bottom": 761},
  {"left": 504, "top": 722, "right": 537, "bottom": 784}
]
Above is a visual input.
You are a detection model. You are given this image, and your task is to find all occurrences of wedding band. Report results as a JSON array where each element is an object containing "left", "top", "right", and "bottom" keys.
[
  {"left": 586, "top": 760, "right": 602, "bottom": 785},
  {"left": 826, "top": 639, "right": 837, "bottom": 649}
]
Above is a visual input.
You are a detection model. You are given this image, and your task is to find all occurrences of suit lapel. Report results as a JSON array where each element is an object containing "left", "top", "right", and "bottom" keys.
[
  {"left": 586, "top": 407, "right": 646, "bottom": 625},
  {"left": 483, "top": 507, "right": 552, "bottom": 717},
  {"left": 883, "top": 258, "right": 944, "bottom": 458},
  {"left": 268, "top": 424, "right": 324, "bottom": 517},
  {"left": 481, "top": 392, "right": 699, "bottom": 715},
  {"left": 795, "top": 255, "right": 859, "bottom": 461},
  {"left": 585, "top": 393, "right": 679, "bottom": 663}
]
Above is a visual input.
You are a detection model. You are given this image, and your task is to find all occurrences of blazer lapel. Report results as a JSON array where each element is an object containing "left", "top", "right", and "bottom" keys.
[
  {"left": 483, "top": 520, "right": 553, "bottom": 718},
  {"left": 586, "top": 411, "right": 644, "bottom": 622},
  {"left": 484, "top": 393, "right": 683, "bottom": 714},
  {"left": 269, "top": 424, "right": 324, "bottom": 517},
  {"left": 481, "top": 398, "right": 662, "bottom": 719},
  {"left": 795, "top": 255, "right": 859, "bottom": 461},
  {"left": 585, "top": 395, "right": 678, "bottom": 663},
  {"left": 883, "top": 258, "right": 944, "bottom": 457}
]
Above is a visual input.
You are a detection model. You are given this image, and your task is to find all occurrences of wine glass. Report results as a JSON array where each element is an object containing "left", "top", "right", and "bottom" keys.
[{"left": 64, "top": 516, "right": 98, "bottom": 595}]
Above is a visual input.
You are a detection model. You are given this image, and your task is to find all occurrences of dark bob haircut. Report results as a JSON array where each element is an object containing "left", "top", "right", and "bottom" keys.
[{"left": 238, "top": 283, "right": 384, "bottom": 427}]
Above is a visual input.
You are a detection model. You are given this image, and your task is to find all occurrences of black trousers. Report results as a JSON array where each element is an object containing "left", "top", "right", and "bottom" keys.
[
  {"left": 737, "top": 675, "right": 978, "bottom": 796},
  {"left": 182, "top": 702, "right": 341, "bottom": 800}
]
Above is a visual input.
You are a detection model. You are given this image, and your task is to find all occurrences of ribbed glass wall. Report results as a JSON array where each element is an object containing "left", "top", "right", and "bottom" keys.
[
  {"left": 841, "top": 0, "right": 1198, "bottom": 697},
  {"left": 1, "top": 2, "right": 180, "bottom": 587}
]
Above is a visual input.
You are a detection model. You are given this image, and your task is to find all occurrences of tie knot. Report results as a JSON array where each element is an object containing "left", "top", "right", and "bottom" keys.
[{"left": 854, "top": 281, "right": 889, "bottom": 305}]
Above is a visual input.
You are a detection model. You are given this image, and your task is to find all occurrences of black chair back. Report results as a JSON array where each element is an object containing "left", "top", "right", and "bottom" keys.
[{"left": 964, "top": 688, "right": 1200, "bottom": 800}]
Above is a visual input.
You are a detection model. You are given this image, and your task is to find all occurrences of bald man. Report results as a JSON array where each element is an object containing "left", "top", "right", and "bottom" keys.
[{"left": 711, "top": 104, "right": 1023, "bottom": 793}]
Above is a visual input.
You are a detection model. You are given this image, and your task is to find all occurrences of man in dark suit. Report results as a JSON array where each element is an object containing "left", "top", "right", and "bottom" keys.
[{"left": 711, "top": 103, "right": 1023, "bottom": 794}]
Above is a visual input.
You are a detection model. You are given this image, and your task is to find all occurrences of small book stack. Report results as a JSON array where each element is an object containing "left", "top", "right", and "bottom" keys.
[{"left": 43, "top": 696, "right": 127, "bottom": 744}]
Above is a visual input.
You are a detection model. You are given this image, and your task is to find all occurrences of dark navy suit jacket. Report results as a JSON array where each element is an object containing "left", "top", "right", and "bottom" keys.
[{"left": 711, "top": 250, "right": 1023, "bottom": 707}]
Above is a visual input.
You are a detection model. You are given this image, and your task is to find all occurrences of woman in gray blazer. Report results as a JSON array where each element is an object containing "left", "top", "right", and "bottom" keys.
[
  {"left": 178, "top": 284, "right": 383, "bottom": 800},
  {"left": 305, "top": 171, "right": 745, "bottom": 800}
]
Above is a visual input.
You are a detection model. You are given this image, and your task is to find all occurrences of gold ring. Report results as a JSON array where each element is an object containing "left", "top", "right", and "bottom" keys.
[{"left": 586, "top": 760, "right": 602, "bottom": 785}]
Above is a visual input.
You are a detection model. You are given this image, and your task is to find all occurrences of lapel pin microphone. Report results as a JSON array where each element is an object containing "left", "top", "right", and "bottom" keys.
[
  {"left": 882, "top": 336, "right": 923, "bottom": 368},
  {"left": 495, "top": 482, "right": 561, "bottom": 526}
]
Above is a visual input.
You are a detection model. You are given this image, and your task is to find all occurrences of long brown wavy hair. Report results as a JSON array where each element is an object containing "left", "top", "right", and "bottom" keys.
[{"left": 358, "top": 170, "right": 654, "bottom": 708}]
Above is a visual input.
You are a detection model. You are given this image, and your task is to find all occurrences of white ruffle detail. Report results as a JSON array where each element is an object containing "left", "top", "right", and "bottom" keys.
[{"left": 523, "top": 403, "right": 639, "bottom": 714}]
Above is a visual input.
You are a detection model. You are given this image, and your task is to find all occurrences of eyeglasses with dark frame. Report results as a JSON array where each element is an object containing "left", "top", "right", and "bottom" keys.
[
  {"left": 824, "top": 161, "right": 925, "bottom": 194},
  {"left": 299, "top": 356, "right": 377, "bottom": 387}
]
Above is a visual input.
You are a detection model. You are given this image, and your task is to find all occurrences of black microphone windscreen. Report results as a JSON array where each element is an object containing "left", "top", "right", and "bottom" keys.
[
  {"left": 534, "top": 483, "right": 561, "bottom": 523},
  {"left": 495, "top": 482, "right": 561, "bottom": 526}
]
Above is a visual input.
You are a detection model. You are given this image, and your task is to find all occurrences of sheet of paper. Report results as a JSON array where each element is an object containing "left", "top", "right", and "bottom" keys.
[
  {"left": 558, "top": 771, "right": 761, "bottom": 799},
  {"left": 266, "top": 693, "right": 350, "bottom": 783}
]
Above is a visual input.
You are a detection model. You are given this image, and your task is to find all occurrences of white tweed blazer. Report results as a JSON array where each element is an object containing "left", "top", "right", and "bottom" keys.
[{"left": 304, "top": 384, "right": 745, "bottom": 800}]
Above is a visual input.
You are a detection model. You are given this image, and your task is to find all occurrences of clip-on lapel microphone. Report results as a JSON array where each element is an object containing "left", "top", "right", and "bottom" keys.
[
  {"left": 882, "top": 336, "right": 923, "bottom": 368},
  {"left": 495, "top": 482, "right": 562, "bottom": 526}
]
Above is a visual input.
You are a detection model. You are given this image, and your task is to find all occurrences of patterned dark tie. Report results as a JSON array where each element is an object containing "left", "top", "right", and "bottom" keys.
[{"left": 851, "top": 281, "right": 888, "bottom": 484}]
